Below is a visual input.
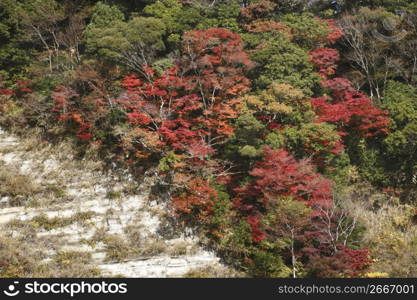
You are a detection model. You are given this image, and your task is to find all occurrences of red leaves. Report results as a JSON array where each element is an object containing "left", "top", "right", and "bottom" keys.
[
  {"left": 118, "top": 28, "right": 253, "bottom": 158},
  {"left": 309, "top": 47, "right": 340, "bottom": 78},
  {"left": 181, "top": 28, "right": 253, "bottom": 101},
  {"left": 126, "top": 111, "right": 152, "bottom": 126},
  {"left": 76, "top": 122, "right": 92, "bottom": 141},
  {"left": 247, "top": 215, "right": 266, "bottom": 243},
  {"left": 321, "top": 77, "right": 355, "bottom": 95},
  {"left": 51, "top": 86, "right": 96, "bottom": 141},
  {"left": 311, "top": 91, "right": 390, "bottom": 137},
  {"left": 0, "top": 89, "right": 14, "bottom": 95},
  {"left": 233, "top": 149, "right": 370, "bottom": 275},
  {"left": 172, "top": 177, "right": 217, "bottom": 221},
  {"left": 309, "top": 46, "right": 390, "bottom": 138},
  {"left": 234, "top": 147, "right": 333, "bottom": 215},
  {"left": 158, "top": 119, "right": 203, "bottom": 151},
  {"left": 0, "top": 80, "right": 33, "bottom": 97},
  {"left": 122, "top": 75, "right": 143, "bottom": 91},
  {"left": 304, "top": 246, "right": 371, "bottom": 277},
  {"left": 19, "top": 87, "right": 33, "bottom": 93},
  {"left": 322, "top": 19, "right": 344, "bottom": 44}
]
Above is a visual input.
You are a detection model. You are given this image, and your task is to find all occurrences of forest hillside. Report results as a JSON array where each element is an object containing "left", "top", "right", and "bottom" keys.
[{"left": 1, "top": 0, "right": 417, "bottom": 277}]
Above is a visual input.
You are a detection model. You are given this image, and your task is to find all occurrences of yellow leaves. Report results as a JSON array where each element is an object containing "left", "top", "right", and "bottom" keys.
[
  {"left": 363, "top": 272, "right": 389, "bottom": 278},
  {"left": 269, "top": 82, "right": 304, "bottom": 101},
  {"left": 243, "top": 82, "right": 305, "bottom": 115},
  {"left": 346, "top": 165, "right": 360, "bottom": 182},
  {"left": 267, "top": 102, "right": 293, "bottom": 114},
  {"left": 245, "top": 95, "right": 262, "bottom": 108}
]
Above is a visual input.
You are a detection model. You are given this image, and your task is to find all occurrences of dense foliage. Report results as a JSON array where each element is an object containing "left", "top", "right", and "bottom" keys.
[{"left": 1, "top": 0, "right": 417, "bottom": 278}]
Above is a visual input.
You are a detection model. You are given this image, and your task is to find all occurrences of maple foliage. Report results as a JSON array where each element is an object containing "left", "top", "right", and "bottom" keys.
[
  {"left": 308, "top": 46, "right": 390, "bottom": 138},
  {"left": 321, "top": 19, "right": 344, "bottom": 45},
  {"left": 234, "top": 147, "right": 333, "bottom": 215},
  {"left": 2, "top": 0, "right": 414, "bottom": 278},
  {"left": 232, "top": 146, "right": 369, "bottom": 277},
  {"left": 311, "top": 90, "right": 390, "bottom": 137},
  {"left": 303, "top": 245, "right": 371, "bottom": 277},
  {"left": 51, "top": 85, "right": 108, "bottom": 141},
  {"left": 172, "top": 177, "right": 218, "bottom": 222},
  {"left": 247, "top": 215, "right": 266, "bottom": 243},
  {"left": 117, "top": 28, "right": 254, "bottom": 221},
  {"left": 180, "top": 28, "right": 253, "bottom": 137},
  {"left": 0, "top": 80, "right": 33, "bottom": 97},
  {"left": 0, "top": 89, "right": 14, "bottom": 96},
  {"left": 309, "top": 47, "right": 340, "bottom": 78},
  {"left": 118, "top": 28, "right": 253, "bottom": 158}
]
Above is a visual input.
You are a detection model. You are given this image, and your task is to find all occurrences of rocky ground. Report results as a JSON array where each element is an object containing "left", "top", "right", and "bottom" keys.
[{"left": 0, "top": 128, "right": 237, "bottom": 277}]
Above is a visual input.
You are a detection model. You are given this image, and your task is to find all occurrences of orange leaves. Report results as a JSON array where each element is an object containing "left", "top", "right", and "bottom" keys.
[
  {"left": 244, "top": 20, "right": 292, "bottom": 38},
  {"left": 225, "top": 83, "right": 250, "bottom": 96},
  {"left": 172, "top": 177, "right": 217, "bottom": 221}
]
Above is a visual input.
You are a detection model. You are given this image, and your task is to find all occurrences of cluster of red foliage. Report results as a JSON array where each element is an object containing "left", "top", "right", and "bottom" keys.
[
  {"left": 118, "top": 28, "right": 253, "bottom": 217},
  {"left": 234, "top": 147, "right": 370, "bottom": 276},
  {"left": 247, "top": 215, "right": 266, "bottom": 243},
  {"left": 309, "top": 47, "right": 340, "bottom": 78},
  {"left": 303, "top": 247, "right": 371, "bottom": 277},
  {"left": 15, "top": 80, "right": 33, "bottom": 94},
  {"left": 234, "top": 147, "right": 333, "bottom": 216},
  {"left": 0, "top": 89, "right": 14, "bottom": 95},
  {"left": 308, "top": 38, "right": 390, "bottom": 138},
  {"left": 312, "top": 78, "right": 390, "bottom": 137},
  {"left": 51, "top": 86, "right": 100, "bottom": 141},
  {"left": 321, "top": 19, "right": 344, "bottom": 44},
  {"left": 172, "top": 178, "right": 218, "bottom": 222},
  {"left": 119, "top": 28, "right": 252, "bottom": 154},
  {"left": 0, "top": 80, "right": 33, "bottom": 97}
]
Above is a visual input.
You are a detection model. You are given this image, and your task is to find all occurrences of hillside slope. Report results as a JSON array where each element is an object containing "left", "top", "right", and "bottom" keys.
[{"left": 0, "top": 128, "right": 234, "bottom": 277}]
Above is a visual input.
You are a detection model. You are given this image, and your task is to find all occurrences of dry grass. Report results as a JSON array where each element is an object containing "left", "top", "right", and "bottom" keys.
[
  {"left": 339, "top": 183, "right": 417, "bottom": 277},
  {"left": 0, "top": 164, "right": 40, "bottom": 206},
  {"left": 168, "top": 241, "right": 198, "bottom": 257},
  {"left": 0, "top": 234, "right": 100, "bottom": 278},
  {"left": 183, "top": 264, "right": 246, "bottom": 278},
  {"left": 100, "top": 231, "right": 168, "bottom": 262},
  {"left": 7, "top": 211, "right": 96, "bottom": 231}
]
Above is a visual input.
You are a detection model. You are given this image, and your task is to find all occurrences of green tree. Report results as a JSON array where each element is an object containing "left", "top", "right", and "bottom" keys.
[
  {"left": 380, "top": 81, "right": 417, "bottom": 195},
  {"left": 248, "top": 33, "right": 321, "bottom": 96},
  {"left": 85, "top": 8, "right": 166, "bottom": 74}
]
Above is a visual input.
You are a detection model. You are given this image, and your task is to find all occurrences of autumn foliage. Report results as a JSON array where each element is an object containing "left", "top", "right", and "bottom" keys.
[
  {"left": 309, "top": 47, "right": 340, "bottom": 78},
  {"left": 234, "top": 147, "right": 333, "bottom": 214},
  {"left": 2, "top": 0, "right": 395, "bottom": 277},
  {"left": 311, "top": 78, "right": 390, "bottom": 137}
]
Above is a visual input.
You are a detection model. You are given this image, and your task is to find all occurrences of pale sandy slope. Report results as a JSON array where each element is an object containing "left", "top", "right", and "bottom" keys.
[{"left": 0, "top": 128, "right": 234, "bottom": 277}]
